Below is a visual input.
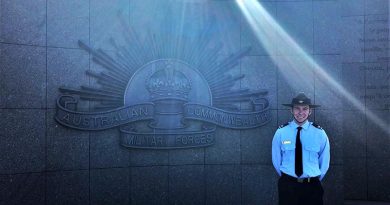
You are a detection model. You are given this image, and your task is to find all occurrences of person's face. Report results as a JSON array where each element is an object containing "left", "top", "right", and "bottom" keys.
[{"left": 291, "top": 105, "right": 312, "bottom": 125}]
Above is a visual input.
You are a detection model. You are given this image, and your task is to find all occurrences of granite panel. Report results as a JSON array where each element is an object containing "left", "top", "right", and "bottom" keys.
[
  {"left": 389, "top": 61, "right": 390, "bottom": 109},
  {"left": 364, "top": 62, "right": 390, "bottom": 110},
  {"left": 344, "top": 158, "right": 367, "bottom": 200},
  {"left": 271, "top": 0, "right": 311, "bottom": 1},
  {"left": 0, "top": 109, "right": 45, "bottom": 174},
  {"left": 90, "top": 129, "right": 130, "bottom": 168},
  {"left": 343, "top": 111, "right": 366, "bottom": 158},
  {"left": 47, "top": 0, "right": 89, "bottom": 48},
  {"left": 0, "top": 173, "right": 45, "bottom": 205},
  {"left": 322, "top": 165, "right": 344, "bottom": 205},
  {"left": 314, "top": 55, "right": 343, "bottom": 110},
  {"left": 0, "top": 44, "right": 2, "bottom": 106},
  {"left": 0, "top": 0, "right": 46, "bottom": 45},
  {"left": 364, "top": 15, "right": 390, "bottom": 63},
  {"left": 341, "top": 0, "right": 365, "bottom": 16},
  {"left": 169, "top": 148, "right": 204, "bottom": 165},
  {"left": 169, "top": 165, "right": 205, "bottom": 205},
  {"left": 206, "top": 1, "right": 241, "bottom": 56},
  {"left": 365, "top": 0, "right": 389, "bottom": 15},
  {"left": 205, "top": 165, "right": 241, "bottom": 205},
  {"left": 242, "top": 165, "right": 278, "bottom": 205},
  {"left": 47, "top": 48, "right": 89, "bottom": 109},
  {"left": 341, "top": 63, "right": 365, "bottom": 110},
  {"left": 316, "top": 110, "right": 344, "bottom": 165},
  {"left": 241, "top": 110, "right": 277, "bottom": 164},
  {"left": 205, "top": 128, "right": 241, "bottom": 164},
  {"left": 313, "top": 1, "right": 341, "bottom": 55},
  {"left": 90, "top": 0, "right": 129, "bottom": 51},
  {"left": 129, "top": 7, "right": 217, "bottom": 60},
  {"left": 130, "top": 166, "right": 169, "bottom": 205},
  {"left": 46, "top": 110, "right": 89, "bottom": 170},
  {"left": 129, "top": 0, "right": 175, "bottom": 38},
  {"left": 240, "top": 1, "right": 278, "bottom": 56},
  {"left": 341, "top": 16, "right": 364, "bottom": 63},
  {"left": 46, "top": 170, "right": 89, "bottom": 205},
  {"left": 241, "top": 56, "right": 278, "bottom": 110},
  {"left": 0, "top": 5, "right": 2, "bottom": 41},
  {"left": 130, "top": 0, "right": 200, "bottom": 63},
  {"left": 367, "top": 110, "right": 390, "bottom": 157},
  {"left": 90, "top": 168, "right": 130, "bottom": 205},
  {"left": 129, "top": 0, "right": 200, "bottom": 64},
  {"left": 367, "top": 159, "right": 390, "bottom": 201},
  {"left": 388, "top": 61, "right": 390, "bottom": 109},
  {"left": 130, "top": 149, "right": 169, "bottom": 166},
  {"left": 129, "top": 0, "right": 205, "bottom": 40},
  {"left": 0, "top": 44, "right": 46, "bottom": 108},
  {"left": 277, "top": 56, "right": 315, "bottom": 110},
  {"left": 276, "top": 1, "right": 313, "bottom": 55}
]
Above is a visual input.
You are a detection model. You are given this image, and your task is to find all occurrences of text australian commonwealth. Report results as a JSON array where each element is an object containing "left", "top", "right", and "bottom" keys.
[
  {"left": 57, "top": 104, "right": 154, "bottom": 130},
  {"left": 185, "top": 104, "right": 270, "bottom": 128}
]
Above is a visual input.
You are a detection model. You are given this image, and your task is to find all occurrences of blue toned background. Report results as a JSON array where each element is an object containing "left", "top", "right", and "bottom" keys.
[{"left": 1, "top": 0, "right": 389, "bottom": 204}]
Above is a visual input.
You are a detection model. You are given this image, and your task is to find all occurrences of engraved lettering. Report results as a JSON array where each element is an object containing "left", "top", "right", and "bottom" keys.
[
  {"left": 72, "top": 115, "right": 81, "bottom": 126},
  {"left": 82, "top": 117, "right": 89, "bottom": 127},
  {"left": 101, "top": 117, "right": 109, "bottom": 126}
]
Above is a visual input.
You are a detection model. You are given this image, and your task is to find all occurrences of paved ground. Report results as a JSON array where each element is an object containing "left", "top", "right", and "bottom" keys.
[{"left": 345, "top": 200, "right": 390, "bottom": 205}]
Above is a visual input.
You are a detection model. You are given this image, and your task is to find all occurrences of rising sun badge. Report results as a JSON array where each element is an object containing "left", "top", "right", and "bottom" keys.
[{"left": 55, "top": 18, "right": 271, "bottom": 149}]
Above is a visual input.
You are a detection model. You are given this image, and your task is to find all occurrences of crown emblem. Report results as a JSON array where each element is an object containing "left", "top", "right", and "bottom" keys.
[{"left": 146, "top": 61, "right": 191, "bottom": 101}]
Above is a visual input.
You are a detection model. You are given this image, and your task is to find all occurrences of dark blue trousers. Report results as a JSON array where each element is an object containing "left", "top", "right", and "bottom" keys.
[{"left": 278, "top": 173, "right": 324, "bottom": 205}]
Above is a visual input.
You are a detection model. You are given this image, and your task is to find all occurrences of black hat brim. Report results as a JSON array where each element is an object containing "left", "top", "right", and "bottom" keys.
[{"left": 282, "top": 104, "right": 320, "bottom": 108}]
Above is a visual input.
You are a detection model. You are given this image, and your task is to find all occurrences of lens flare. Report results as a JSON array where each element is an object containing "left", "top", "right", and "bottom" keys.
[{"left": 236, "top": 0, "right": 389, "bottom": 135}]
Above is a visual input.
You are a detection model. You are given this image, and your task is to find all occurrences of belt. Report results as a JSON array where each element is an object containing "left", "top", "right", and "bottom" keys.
[{"left": 281, "top": 173, "right": 319, "bottom": 183}]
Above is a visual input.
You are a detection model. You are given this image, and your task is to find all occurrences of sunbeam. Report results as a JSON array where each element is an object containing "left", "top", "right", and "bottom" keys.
[{"left": 236, "top": 0, "right": 389, "bottom": 135}]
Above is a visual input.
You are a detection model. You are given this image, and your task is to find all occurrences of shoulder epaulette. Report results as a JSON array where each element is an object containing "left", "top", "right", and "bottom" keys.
[
  {"left": 312, "top": 123, "right": 323, "bottom": 130},
  {"left": 278, "top": 122, "right": 289, "bottom": 129}
]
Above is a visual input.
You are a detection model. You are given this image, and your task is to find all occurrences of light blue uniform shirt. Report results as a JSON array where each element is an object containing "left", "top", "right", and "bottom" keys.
[{"left": 272, "top": 120, "right": 330, "bottom": 180}]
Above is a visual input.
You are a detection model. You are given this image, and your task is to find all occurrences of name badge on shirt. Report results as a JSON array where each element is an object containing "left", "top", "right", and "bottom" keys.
[{"left": 282, "top": 140, "right": 291, "bottom": 145}]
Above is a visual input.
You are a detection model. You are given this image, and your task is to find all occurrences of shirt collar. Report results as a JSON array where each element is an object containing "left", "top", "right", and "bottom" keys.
[{"left": 290, "top": 120, "right": 310, "bottom": 130}]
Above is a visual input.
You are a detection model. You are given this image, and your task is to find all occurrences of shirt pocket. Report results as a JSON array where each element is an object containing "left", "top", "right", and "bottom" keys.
[
  {"left": 304, "top": 145, "right": 320, "bottom": 163},
  {"left": 281, "top": 144, "right": 295, "bottom": 163}
]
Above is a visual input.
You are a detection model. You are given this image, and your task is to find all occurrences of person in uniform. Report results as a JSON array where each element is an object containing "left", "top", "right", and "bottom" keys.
[{"left": 272, "top": 93, "right": 330, "bottom": 205}]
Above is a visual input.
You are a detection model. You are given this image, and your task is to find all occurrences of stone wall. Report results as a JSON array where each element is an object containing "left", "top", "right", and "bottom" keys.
[
  {"left": 342, "top": 0, "right": 390, "bottom": 202},
  {"left": 0, "top": 0, "right": 388, "bottom": 204}
]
